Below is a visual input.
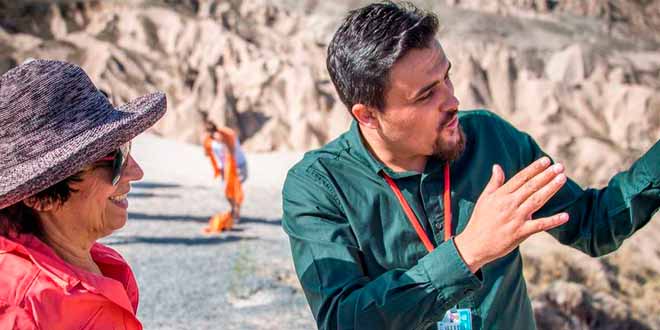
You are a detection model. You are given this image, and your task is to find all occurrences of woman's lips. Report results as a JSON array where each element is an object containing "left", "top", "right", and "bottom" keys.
[{"left": 109, "top": 193, "right": 128, "bottom": 209}]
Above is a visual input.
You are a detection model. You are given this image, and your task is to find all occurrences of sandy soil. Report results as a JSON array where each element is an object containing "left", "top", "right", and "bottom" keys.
[{"left": 101, "top": 133, "right": 314, "bottom": 330}]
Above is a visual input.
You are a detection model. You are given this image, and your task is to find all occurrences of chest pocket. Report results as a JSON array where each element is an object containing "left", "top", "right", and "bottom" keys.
[{"left": 356, "top": 203, "right": 429, "bottom": 274}]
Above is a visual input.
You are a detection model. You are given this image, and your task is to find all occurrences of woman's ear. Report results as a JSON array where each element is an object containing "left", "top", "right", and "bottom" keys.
[
  {"left": 351, "top": 103, "right": 380, "bottom": 129},
  {"left": 23, "top": 197, "right": 55, "bottom": 212}
]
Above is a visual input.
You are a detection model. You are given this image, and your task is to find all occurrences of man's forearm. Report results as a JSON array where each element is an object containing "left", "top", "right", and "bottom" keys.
[{"left": 291, "top": 238, "right": 483, "bottom": 329}]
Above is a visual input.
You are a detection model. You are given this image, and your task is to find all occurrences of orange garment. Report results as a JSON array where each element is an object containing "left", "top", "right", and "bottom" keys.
[
  {"left": 0, "top": 234, "right": 141, "bottom": 330},
  {"left": 203, "top": 136, "right": 222, "bottom": 179},
  {"left": 202, "top": 127, "right": 244, "bottom": 233},
  {"left": 203, "top": 128, "right": 244, "bottom": 205},
  {"left": 223, "top": 145, "right": 244, "bottom": 205},
  {"left": 203, "top": 211, "right": 234, "bottom": 233}
]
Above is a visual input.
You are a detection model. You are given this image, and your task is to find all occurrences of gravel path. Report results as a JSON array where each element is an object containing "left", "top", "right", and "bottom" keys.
[{"left": 100, "top": 133, "right": 315, "bottom": 330}]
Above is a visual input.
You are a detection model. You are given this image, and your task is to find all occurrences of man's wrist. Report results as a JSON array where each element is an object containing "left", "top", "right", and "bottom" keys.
[{"left": 454, "top": 234, "right": 485, "bottom": 274}]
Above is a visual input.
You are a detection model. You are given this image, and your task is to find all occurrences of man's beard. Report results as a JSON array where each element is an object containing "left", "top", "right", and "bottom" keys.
[{"left": 433, "top": 125, "right": 466, "bottom": 162}]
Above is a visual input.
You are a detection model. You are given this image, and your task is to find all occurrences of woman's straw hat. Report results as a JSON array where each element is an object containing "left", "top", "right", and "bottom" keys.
[{"left": 0, "top": 59, "right": 167, "bottom": 209}]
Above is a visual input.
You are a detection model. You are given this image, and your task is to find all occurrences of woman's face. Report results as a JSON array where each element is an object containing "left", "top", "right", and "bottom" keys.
[{"left": 58, "top": 154, "right": 144, "bottom": 239}]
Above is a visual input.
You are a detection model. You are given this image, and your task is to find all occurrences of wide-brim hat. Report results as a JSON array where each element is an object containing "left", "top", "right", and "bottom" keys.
[{"left": 0, "top": 59, "right": 167, "bottom": 209}]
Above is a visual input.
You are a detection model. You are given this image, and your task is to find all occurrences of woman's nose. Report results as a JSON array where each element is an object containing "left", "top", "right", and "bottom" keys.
[{"left": 121, "top": 155, "right": 144, "bottom": 183}]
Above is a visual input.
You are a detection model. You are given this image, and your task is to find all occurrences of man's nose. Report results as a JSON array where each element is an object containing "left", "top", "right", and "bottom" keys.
[{"left": 441, "top": 94, "right": 460, "bottom": 112}]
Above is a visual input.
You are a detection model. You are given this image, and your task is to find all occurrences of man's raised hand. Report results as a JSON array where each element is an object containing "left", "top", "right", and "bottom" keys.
[{"left": 454, "top": 157, "right": 570, "bottom": 273}]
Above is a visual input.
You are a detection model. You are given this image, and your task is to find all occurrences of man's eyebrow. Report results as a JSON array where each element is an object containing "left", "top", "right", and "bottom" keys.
[
  {"left": 412, "top": 81, "right": 439, "bottom": 100},
  {"left": 411, "top": 61, "right": 452, "bottom": 100}
]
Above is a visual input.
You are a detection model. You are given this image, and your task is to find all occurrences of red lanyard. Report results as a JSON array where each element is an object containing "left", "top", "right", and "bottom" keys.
[{"left": 382, "top": 163, "right": 452, "bottom": 252}]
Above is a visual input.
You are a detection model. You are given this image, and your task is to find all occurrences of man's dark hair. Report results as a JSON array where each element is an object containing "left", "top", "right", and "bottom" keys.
[
  {"left": 327, "top": 1, "right": 439, "bottom": 111},
  {"left": 205, "top": 121, "right": 218, "bottom": 134},
  {"left": 0, "top": 174, "right": 82, "bottom": 237}
]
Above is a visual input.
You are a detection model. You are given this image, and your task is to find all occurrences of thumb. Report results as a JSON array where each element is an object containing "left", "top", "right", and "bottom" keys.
[{"left": 483, "top": 164, "right": 504, "bottom": 195}]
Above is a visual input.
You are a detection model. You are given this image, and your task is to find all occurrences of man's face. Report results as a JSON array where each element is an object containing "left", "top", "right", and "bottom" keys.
[{"left": 375, "top": 40, "right": 464, "bottom": 162}]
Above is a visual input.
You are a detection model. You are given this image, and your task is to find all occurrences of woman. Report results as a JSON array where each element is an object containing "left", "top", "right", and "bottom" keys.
[{"left": 0, "top": 59, "right": 166, "bottom": 329}]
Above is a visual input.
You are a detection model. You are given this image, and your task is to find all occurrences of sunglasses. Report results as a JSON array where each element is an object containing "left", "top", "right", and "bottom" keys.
[{"left": 95, "top": 141, "right": 132, "bottom": 185}]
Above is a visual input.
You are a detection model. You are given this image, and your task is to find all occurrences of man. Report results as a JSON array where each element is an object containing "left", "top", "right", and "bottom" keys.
[
  {"left": 202, "top": 120, "right": 247, "bottom": 233},
  {"left": 281, "top": 2, "right": 659, "bottom": 330}
]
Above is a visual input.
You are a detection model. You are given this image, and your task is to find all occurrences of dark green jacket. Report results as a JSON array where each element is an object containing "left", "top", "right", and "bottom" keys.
[{"left": 282, "top": 110, "right": 659, "bottom": 330}]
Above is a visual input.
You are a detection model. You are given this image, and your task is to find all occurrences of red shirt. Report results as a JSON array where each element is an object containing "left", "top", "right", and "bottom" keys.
[{"left": 0, "top": 234, "right": 141, "bottom": 330}]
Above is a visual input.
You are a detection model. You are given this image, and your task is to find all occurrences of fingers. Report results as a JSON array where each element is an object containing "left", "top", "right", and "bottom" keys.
[
  {"left": 512, "top": 163, "right": 565, "bottom": 207},
  {"left": 483, "top": 164, "right": 505, "bottom": 195},
  {"left": 518, "top": 213, "right": 570, "bottom": 238},
  {"left": 500, "top": 157, "right": 551, "bottom": 194},
  {"left": 518, "top": 169, "right": 566, "bottom": 217}
]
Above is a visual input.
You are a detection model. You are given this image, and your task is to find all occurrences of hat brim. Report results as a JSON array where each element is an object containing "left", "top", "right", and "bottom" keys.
[{"left": 0, "top": 92, "right": 166, "bottom": 209}]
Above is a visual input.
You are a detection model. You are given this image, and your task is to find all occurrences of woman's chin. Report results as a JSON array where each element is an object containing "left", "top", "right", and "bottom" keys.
[{"left": 102, "top": 212, "right": 128, "bottom": 235}]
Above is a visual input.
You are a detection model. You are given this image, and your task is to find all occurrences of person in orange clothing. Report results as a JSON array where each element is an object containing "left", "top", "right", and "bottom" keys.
[
  {"left": 0, "top": 60, "right": 166, "bottom": 329},
  {"left": 202, "top": 120, "right": 248, "bottom": 233}
]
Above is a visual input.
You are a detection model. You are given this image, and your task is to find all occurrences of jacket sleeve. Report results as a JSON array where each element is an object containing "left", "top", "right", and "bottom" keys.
[
  {"left": 0, "top": 304, "right": 39, "bottom": 330},
  {"left": 282, "top": 167, "right": 482, "bottom": 330},
  {"left": 524, "top": 135, "right": 660, "bottom": 256}
]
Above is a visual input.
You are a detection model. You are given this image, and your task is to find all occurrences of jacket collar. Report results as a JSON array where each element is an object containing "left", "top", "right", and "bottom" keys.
[{"left": 0, "top": 234, "right": 137, "bottom": 314}]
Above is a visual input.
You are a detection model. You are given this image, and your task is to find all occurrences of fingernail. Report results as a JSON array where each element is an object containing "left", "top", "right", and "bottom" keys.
[
  {"left": 558, "top": 213, "right": 569, "bottom": 221},
  {"left": 552, "top": 163, "right": 564, "bottom": 173},
  {"left": 540, "top": 157, "right": 550, "bottom": 166},
  {"left": 554, "top": 174, "right": 566, "bottom": 183}
]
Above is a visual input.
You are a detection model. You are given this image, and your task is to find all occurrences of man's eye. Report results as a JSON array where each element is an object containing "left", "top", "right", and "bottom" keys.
[{"left": 419, "top": 90, "right": 434, "bottom": 102}]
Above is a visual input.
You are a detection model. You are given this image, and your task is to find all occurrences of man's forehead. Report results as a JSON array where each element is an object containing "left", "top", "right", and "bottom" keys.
[
  {"left": 423, "top": 41, "right": 448, "bottom": 73},
  {"left": 387, "top": 41, "right": 449, "bottom": 93}
]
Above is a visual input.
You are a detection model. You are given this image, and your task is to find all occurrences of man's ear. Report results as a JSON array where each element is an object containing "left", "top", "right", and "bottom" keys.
[{"left": 351, "top": 103, "right": 380, "bottom": 129}]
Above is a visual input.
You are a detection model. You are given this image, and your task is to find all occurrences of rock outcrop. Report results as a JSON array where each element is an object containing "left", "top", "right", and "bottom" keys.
[
  {"left": 1, "top": 1, "right": 659, "bottom": 328},
  {"left": 446, "top": 0, "right": 660, "bottom": 41},
  {"left": 2, "top": 0, "right": 658, "bottom": 184},
  {"left": 532, "top": 281, "right": 651, "bottom": 330},
  {"left": 522, "top": 232, "right": 660, "bottom": 330},
  {"left": 2, "top": 1, "right": 658, "bottom": 170}
]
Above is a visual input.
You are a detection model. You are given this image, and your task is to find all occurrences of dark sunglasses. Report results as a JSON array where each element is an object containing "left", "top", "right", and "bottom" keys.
[{"left": 95, "top": 141, "right": 132, "bottom": 185}]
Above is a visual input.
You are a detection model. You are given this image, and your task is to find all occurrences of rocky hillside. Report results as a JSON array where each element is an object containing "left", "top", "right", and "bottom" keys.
[
  {"left": 2, "top": 0, "right": 659, "bottom": 186},
  {"left": 447, "top": 0, "right": 660, "bottom": 41},
  {"left": 1, "top": 1, "right": 659, "bottom": 328},
  {"left": 1, "top": 0, "right": 347, "bottom": 152}
]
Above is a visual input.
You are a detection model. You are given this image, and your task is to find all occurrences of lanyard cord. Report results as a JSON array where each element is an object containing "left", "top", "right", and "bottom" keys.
[
  {"left": 382, "top": 163, "right": 452, "bottom": 253},
  {"left": 443, "top": 162, "right": 452, "bottom": 242}
]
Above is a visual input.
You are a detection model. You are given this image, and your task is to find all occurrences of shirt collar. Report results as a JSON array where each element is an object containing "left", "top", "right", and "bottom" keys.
[
  {"left": 0, "top": 234, "right": 80, "bottom": 288},
  {"left": 346, "top": 120, "right": 385, "bottom": 173},
  {"left": 0, "top": 234, "right": 137, "bottom": 314},
  {"left": 346, "top": 120, "right": 444, "bottom": 179}
]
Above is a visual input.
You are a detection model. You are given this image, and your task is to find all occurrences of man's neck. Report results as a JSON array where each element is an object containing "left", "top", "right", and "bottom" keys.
[{"left": 358, "top": 125, "right": 428, "bottom": 173}]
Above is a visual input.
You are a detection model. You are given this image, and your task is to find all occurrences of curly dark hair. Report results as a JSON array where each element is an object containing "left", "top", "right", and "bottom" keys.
[
  {"left": 327, "top": 1, "right": 439, "bottom": 111},
  {"left": 0, "top": 173, "right": 83, "bottom": 238}
]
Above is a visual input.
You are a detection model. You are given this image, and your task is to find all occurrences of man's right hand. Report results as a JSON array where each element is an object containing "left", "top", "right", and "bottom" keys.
[{"left": 454, "top": 157, "right": 569, "bottom": 273}]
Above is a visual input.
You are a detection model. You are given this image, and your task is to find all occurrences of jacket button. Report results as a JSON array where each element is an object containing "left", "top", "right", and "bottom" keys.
[{"left": 435, "top": 222, "right": 442, "bottom": 230}]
